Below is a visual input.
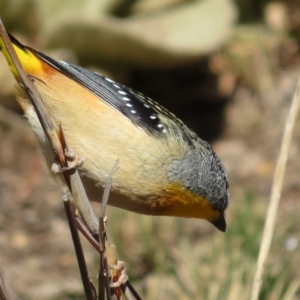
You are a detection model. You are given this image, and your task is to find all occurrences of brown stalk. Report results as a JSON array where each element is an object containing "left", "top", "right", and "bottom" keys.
[
  {"left": 250, "top": 77, "right": 300, "bottom": 300},
  {"left": 0, "top": 19, "right": 95, "bottom": 299}
]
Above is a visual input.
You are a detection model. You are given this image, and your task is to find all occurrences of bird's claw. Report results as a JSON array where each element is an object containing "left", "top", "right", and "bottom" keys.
[
  {"left": 51, "top": 148, "right": 86, "bottom": 173},
  {"left": 109, "top": 261, "right": 128, "bottom": 288}
]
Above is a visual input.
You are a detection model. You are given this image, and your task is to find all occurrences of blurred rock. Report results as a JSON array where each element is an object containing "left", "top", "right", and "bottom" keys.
[
  {"left": 0, "top": 0, "right": 38, "bottom": 34},
  {"left": 130, "top": 0, "right": 187, "bottom": 16},
  {"left": 265, "top": 2, "right": 288, "bottom": 33},
  {"left": 38, "top": 0, "right": 237, "bottom": 68}
]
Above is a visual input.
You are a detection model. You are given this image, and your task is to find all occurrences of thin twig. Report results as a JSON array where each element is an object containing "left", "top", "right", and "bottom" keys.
[
  {"left": 96, "top": 160, "right": 139, "bottom": 300},
  {"left": 0, "top": 21, "right": 107, "bottom": 300},
  {"left": 0, "top": 19, "right": 99, "bottom": 238},
  {"left": 250, "top": 78, "right": 300, "bottom": 300},
  {"left": 98, "top": 160, "right": 120, "bottom": 300},
  {"left": 124, "top": 282, "right": 142, "bottom": 300},
  {"left": 0, "top": 20, "right": 67, "bottom": 174},
  {"left": 100, "top": 160, "right": 120, "bottom": 218},
  {"left": 63, "top": 195, "right": 96, "bottom": 300},
  {"left": 0, "top": 256, "right": 19, "bottom": 300},
  {"left": 58, "top": 124, "right": 99, "bottom": 237},
  {"left": 0, "top": 22, "right": 99, "bottom": 299},
  {"left": 76, "top": 216, "right": 101, "bottom": 252},
  {"left": 71, "top": 169, "right": 100, "bottom": 236}
]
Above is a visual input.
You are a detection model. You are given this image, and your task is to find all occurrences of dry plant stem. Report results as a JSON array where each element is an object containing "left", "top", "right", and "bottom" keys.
[
  {"left": 76, "top": 216, "right": 101, "bottom": 252},
  {"left": 0, "top": 22, "right": 99, "bottom": 299},
  {"left": 71, "top": 170, "right": 99, "bottom": 236},
  {"left": 0, "top": 257, "right": 19, "bottom": 300},
  {"left": 250, "top": 78, "right": 300, "bottom": 300},
  {"left": 125, "top": 282, "right": 142, "bottom": 300},
  {"left": 58, "top": 125, "right": 100, "bottom": 236},
  {"left": 59, "top": 124, "right": 99, "bottom": 236},
  {"left": 98, "top": 160, "right": 120, "bottom": 300},
  {"left": 98, "top": 260, "right": 105, "bottom": 300},
  {"left": 98, "top": 255, "right": 111, "bottom": 300},
  {"left": 50, "top": 128, "right": 99, "bottom": 297},
  {"left": 0, "top": 285, "right": 8, "bottom": 300},
  {"left": 96, "top": 160, "right": 141, "bottom": 300},
  {"left": 0, "top": 20, "right": 66, "bottom": 172},
  {"left": 63, "top": 195, "right": 96, "bottom": 300},
  {"left": 0, "top": 259, "right": 19, "bottom": 300},
  {"left": 0, "top": 20, "right": 98, "bottom": 238},
  {"left": 100, "top": 160, "right": 120, "bottom": 218}
]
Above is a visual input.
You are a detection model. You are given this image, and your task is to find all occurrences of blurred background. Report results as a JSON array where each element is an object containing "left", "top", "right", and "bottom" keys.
[{"left": 0, "top": 0, "right": 300, "bottom": 299}]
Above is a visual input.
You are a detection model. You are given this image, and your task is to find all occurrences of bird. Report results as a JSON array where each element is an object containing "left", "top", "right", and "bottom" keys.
[{"left": 0, "top": 32, "right": 229, "bottom": 232}]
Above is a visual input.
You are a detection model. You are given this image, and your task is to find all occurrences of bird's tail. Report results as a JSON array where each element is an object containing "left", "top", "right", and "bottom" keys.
[{"left": 0, "top": 32, "right": 44, "bottom": 82}]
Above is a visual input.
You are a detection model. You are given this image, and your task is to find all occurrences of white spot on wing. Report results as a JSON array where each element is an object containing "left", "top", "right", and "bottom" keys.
[{"left": 118, "top": 91, "right": 127, "bottom": 95}]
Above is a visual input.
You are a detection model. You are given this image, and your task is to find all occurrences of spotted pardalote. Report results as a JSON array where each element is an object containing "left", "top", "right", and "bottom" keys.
[{"left": 0, "top": 31, "right": 229, "bottom": 232}]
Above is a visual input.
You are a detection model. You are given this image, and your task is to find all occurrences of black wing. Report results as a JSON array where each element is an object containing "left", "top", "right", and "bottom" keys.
[{"left": 29, "top": 46, "right": 196, "bottom": 144}]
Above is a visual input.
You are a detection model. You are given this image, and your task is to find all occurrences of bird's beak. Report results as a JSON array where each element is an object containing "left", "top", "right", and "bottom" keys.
[{"left": 210, "top": 212, "right": 226, "bottom": 232}]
